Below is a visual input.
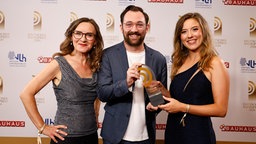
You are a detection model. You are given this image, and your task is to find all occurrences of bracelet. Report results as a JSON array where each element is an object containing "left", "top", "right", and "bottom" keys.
[
  {"left": 186, "top": 104, "right": 190, "bottom": 113},
  {"left": 180, "top": 104, "right": 190, "bottom": 127},
  {"left": 38, "top": 123, "right": 46, "bottom": 134},
  {"left": 37, "top": 124, "right": 46, "bottom": 144}
]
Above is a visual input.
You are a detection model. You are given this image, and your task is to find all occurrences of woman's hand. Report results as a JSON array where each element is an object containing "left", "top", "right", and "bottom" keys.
[
  {"left": 42, "top": 124, "right": 68, "bottom": 143},
  {"left": 158, "top": 96, "right": 186, "bottom": 113}
]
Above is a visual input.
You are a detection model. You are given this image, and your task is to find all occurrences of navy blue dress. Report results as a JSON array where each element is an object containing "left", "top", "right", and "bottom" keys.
[{"left": 165, "top": 63, "right": 216, "bottom": 144}]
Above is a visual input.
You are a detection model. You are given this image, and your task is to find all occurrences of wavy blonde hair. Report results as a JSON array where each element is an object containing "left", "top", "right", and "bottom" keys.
[{"left": 171, "top": 12, "right": 217, "bottom": 79}]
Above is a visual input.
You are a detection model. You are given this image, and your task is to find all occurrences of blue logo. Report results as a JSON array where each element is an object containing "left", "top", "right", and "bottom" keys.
[
  {"left": 240, "top": 58, "right": 256, "bottom": 68},
  {"left": 8, "top": 51, "right": 27, "bottom": 67},
  {"left": 203, "top": 0, "right": 212, "bottom": 4},
  {"left": 240, "top": 57, "right": 256, "bottom": 73},
  {"left": 195, "top": 0, "right": 212, "bottom": 8},
  {"left": 44, "top": 118, "right": 54, "bottom": 125},
  {"left": 8, "top": 51, "right": 26, "bottom": 62}
]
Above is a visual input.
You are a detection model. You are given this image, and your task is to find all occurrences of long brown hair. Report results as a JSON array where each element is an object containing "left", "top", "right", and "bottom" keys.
[
  {"left": 171, "top": 12, "right": 217, "bottom": 79},
  {"left": 52, "top": 17, "right": 104, "bottom": 72}
]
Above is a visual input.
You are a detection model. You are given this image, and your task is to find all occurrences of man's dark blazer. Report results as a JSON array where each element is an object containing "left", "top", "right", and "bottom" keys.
[{"left": 96, "top": 42, "right": 167, "bottom": 144}]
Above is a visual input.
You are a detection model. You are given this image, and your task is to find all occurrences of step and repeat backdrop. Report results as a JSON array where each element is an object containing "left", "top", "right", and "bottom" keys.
[{"left": 0, "top": 0, "right": 256, "bottom": 143}]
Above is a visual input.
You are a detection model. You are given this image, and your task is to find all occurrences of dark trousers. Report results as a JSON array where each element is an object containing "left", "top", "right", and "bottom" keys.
[
  {"left": 50, "top": 132, "right": 98, "bottom": 144},
  {"left": 117, "top": 139, "right": 150, "bottom": 144}
]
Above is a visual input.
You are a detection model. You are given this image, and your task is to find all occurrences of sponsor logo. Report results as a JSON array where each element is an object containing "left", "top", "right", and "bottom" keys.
[
  {"left": 196, "top": 0, "right": 212, "bottom": 8},
  {"left": 156, "top": 124, "right": 166, "bottom": 130},
  {"left": 8, "top": 51, "right": 27, "bottom": 67},
  {"left": 38, "top": 56, "right": 53, "bottom": 63},
  {"left": 240, "top": 57, "right": 256, "bottom": 73},
  {"left": 222, "top": 0, "right": 256, "bottom": 6},
  {"left": 220, "top": 124, "right": 256, "bottom": 132},
  {"left": 45, "top": 118, "right": 54, "bottom": 125},
  {"left": 148, "top": 0, "right": 183, "bottom": 3},
  {"left": 0, "top": 120, "right": 25, "bottom": 127}
]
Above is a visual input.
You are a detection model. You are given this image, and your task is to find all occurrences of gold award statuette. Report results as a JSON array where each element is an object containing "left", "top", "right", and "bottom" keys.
[{"left": 138, "top": 64, "right": 165, "bottom": 106}]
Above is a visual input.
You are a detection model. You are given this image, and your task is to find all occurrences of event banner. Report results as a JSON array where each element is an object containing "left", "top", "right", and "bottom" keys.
[{"left": 0, "top": 0, "right": 255, "bottom": 142}]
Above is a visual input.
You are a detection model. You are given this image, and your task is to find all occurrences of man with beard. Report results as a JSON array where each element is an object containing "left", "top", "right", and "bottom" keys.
[{"left": 96, "top": 5, "right": 167, "bottom": 144}]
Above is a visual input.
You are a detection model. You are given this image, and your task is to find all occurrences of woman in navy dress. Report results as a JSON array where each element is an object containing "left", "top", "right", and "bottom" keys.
[{"left": 158, "top": 12, "right": 230, "bottom": 144}]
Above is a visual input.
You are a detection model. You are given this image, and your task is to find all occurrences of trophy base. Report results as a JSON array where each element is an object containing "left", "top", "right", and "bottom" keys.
[{"left": 149, "top": 92, "right": 165, "bottom": 106}]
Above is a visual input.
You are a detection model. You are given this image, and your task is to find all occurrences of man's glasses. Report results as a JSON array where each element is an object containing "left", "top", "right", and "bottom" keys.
[
  {"left": 73, "top": 31, "right": 95, "bottom": 40},
  {"left": 123, "top": 22, "right": 146, "bottom": 29}
]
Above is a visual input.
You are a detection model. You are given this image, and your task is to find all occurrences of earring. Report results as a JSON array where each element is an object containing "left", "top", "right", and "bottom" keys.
[{"left": 70, "top": 42, "right": 73, "bottom": 45}]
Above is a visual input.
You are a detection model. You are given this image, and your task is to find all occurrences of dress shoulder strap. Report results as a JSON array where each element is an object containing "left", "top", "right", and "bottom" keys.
[{"left": 183, "top": 67, "right": 202, "bottom": 92}]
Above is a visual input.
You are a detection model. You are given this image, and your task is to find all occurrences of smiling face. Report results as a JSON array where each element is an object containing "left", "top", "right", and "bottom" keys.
[
  {"left": 121, "top": 11, "right": 148, "bottom": 47},
  {"left": 180, "top": 18, "right": 203, "bottom": 52},
  {"left": 72, "top": 22, "right": 96, "bottom": 54}
]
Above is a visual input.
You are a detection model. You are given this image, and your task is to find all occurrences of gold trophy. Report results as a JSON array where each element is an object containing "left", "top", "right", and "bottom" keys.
[{"left": 138, "top": 64, "right": 165, "bottom": 106}]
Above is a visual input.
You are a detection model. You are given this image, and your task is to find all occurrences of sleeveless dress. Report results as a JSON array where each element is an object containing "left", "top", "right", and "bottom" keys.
[
  {"left": 53, "top": 56, "right": 98, "bottom": 137},
  {"left": 165, "top": 63, "right": 216, "bottom": 144}
]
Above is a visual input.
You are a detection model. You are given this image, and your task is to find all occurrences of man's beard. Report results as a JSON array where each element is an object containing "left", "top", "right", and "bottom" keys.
[{"left": 124, "top": 32, "right": 145, "bottom": 47}]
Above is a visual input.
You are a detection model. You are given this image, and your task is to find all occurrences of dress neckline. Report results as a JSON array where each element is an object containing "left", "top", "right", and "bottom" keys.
[
  {"left": 60, "top": 56, "right": 94, "bottom": 80},
  {"left": 176, "top": 62, "right": 199, "bottom": 76}
]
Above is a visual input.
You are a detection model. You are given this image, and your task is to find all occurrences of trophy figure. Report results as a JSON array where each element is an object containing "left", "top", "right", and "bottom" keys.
[{"left": 138, "top": 64, "right": 165, "bottom": 106}]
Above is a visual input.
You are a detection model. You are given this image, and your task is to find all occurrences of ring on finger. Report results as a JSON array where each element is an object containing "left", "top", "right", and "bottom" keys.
[{"left": 56, "top": 129, "right": 59, "bottom": 133}]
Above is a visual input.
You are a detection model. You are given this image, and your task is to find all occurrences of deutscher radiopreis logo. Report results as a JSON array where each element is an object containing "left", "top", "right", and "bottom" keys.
[
  {"left": 70, "top": 12, "right": 78, "bottom": 23},
  {"left": 106, "top": 13, "right": 114, "bottom": 33},
  {"left": 0, "top": 76, "right": 3, "bottom": 94},
  {"left": 0, "top": 11, "right": 10, "bottom": 41},
  {"left": 0, "top": 11, "right": 5, "bottom": 29},
  {"left": 250, "top": 18, "right": 256, "bottom": 37},
  {"left": 248, "top": 81, "right": 256, "bottom": 100}
]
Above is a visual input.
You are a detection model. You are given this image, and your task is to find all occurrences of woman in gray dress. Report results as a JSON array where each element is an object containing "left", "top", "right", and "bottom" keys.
[{"left": 20, "top": 17, "right": 104, "bottom": 144}]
